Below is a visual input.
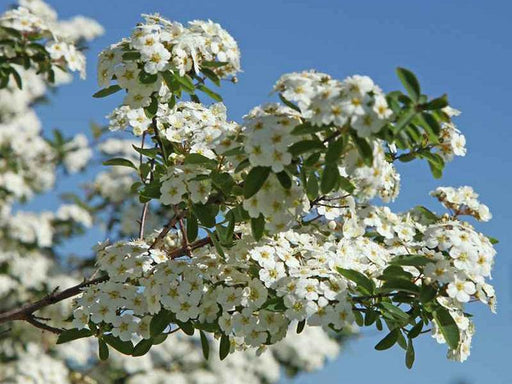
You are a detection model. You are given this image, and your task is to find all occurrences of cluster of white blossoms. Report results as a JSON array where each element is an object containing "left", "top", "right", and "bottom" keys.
[
  {"left": 243, "top": 173, "right": 309, "bottom": 232},
  {"left": 97, "top": 13, "right": 241, "bottom": 108},
  {"left": 431, "top": 185, "right": 492, "bottom": 222},
  {"left": 0, "top": 0, "right": 103, "bottom": 79},
  {"left": 76, "top": 13, "right": 498, "bottom": 368},
  {"left": 0, "top": 5, "right": 343, "bottom": 381},
  {"left": 274, "top": 71, "right": 392, "bottom": 138},
  {"left": 242, "top": 104, "right": 301, "bottom": 172}
]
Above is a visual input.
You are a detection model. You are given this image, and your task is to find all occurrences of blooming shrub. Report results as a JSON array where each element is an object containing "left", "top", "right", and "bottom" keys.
[{"left": 0, "top": 4, "right": 499, "bottom": 382}]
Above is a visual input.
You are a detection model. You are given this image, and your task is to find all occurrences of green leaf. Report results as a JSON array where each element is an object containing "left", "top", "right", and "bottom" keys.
[
  {"left": 325, "top": 137, "right": 345, "bottom": 163},
  {"left": 211, "top": 171, "right": 235, "bottom": 195},
  {"left": 200, "top": 330, "right": 210, "bottom": 360},
  {"left": 150, "top": 310, "right": 174, "bottom": 337},
  {"left": 177, "top": 320, "right": 195, "bottom": 336},
  {"left": 414, "top": 206, "right": 439, "bottom": 224},
  {"left": 289, "top": 139, "right": 324, "bottom": 156},
  {"left": 393, "top": 108, "right": 416, "bottom": 133},
  {"left": 433, "top": 308, "right": 460, "bottom": 350},
  {"left": 396, "top": 67, "right": 421, "bottom": 101},
  {"left": 389, "top": 254, "right": 433, "bottom": 267},
  {"left": 379, "top": 302, "right": 410, "bottom": 321},
  {"left": 205, "top": 228, "right": 225, "bottom": 258},
  {"left": 338, "top": 176, "right": 355, "bottom": 194},
  {"left": 201, "top": 67, "right": 221, "bottom": 86},
  {"left": 93, "top": 84, "right": 122, "bottom": 98},
  {"left": 103, "top": 158, "right": 137, "bottom": 170},
  {"left": 279, "top": 93, "right": 301, "bottom": 112},
  {"left": 162, "top": 71, "right": 179, "bottom": 91},
  {"left": 276, "top": 171, "right": 292, "bottom": 189},
  {"left": 375, "top": 328, "right": 399, "bottom": 350},
  {"left": 197, "top": 84, "right": 222, "bottom": 101},
  {"left": 251, "top": 214, "right": 265, "bottom": 241},
  {"left": 186, "top": 214, "right": 199, "bottom": 242},
  {"left": 192, "top": 203, "right": 218, "bottom": 228},
  {"left": 138, "top": 71, "right": 158, "bottom": 84},
  {"left": 296, "top": 320, "right": 306, "bottom": 334},
  {"left": 423, "top": 94, "right": 448, "bottom": 110},
  {"left": 306, "top": 173, "right": 319, "bottom": 200},
  {"left": 98, "top": 339, "right": 109, "bottom": 360},
  {"left": 337, "top": 268, "right": 375, "bottom": 295},
  {"left": 132, "top": 145, "right": 160, "bottom": 159},
  {"left": 103, "top": 335, "right": 134, "bottom": 355},
  {"left": 380, "top": 279, "right": 420, "bottom": 295},
  {"left": 9, "top": 67, "right": 22, "bottom": 89},
  {"left": 243, "top": 167, "right": 271, "bottom": 198},
  {"left": 152, "top": 334, "right": 168, "bottom": 345},
  {"left": 122, "top": 51, "right": 141, "bottom": 60},
  {"left": 201, "top": 60, "right": 229, "bottom": 68},
  {"left": 405, "top": 338, "right": 415, "bottom": 369},
  {"left": 183, "top": 153, "right": 218, "bottom": 168},
  {"left": 56, "top": 328, "right": 93, "bottom": 344},
  {"left": 173, "top": 73, "right": 195, "bottom": 93},
  {"left": 132, "top": 338, "right": 153, "bottom": 356},
  {"left": 487, "top": 236, "right": 499, "bottom": 245},
  {"left": 408, "top": 322, "right": 423, "bottom": 339},
  {"left": 320, "top": 164, "right": 339, "bottom": 194},
  {"left": 219, "top": 334, "right": 230, "bottom": 360},
  {"left": 419, "top": 284, "right": 437, "bottom": 303},
  {"left": 351, "top": 134, "right": 373, "bottom": 166}
]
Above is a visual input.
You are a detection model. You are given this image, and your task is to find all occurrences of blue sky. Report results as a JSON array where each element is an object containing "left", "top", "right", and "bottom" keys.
[{"left": 33, "top": 1, "right": 512, "bottom": 383}]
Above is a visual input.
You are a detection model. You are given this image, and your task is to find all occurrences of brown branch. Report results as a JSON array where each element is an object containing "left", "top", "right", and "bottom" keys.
[
  {"left": 0, "top": 276, "right": 107, "bottom": 329},
  {"left": 0, "top": 218, "right": 212, "bottom": 333},
  {"left": 25, "top": 315, "right": 65, "bottom": 335},
  {"left": 148, "top": 210, "right": 186, "bottom": 251}
]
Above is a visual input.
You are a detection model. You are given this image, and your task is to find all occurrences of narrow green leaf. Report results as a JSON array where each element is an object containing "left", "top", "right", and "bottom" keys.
[
  {"left": 243, "top": 167, "right": 271, "bottom": 198},
  {"left": 389, "top": 254, "right": 433, "bottom": 267},
  {"left": 103, "top": 335, "right": 134, "bottom": 355},
  {"left": 325, "top": 137, "right": 345, "bottom": 163},
  {"left": 198, "top": 84, "right": 222, "bottom": 101},
  {"left": 150, "top": 310, "right": 174, "bottom": 337},
  {"left": 98, "top": 339, "right": 109, "bottom": 360},
  {"left": 279, "top": 93, "right": 301, "bottom": 112},
  {"left": 433, "top": 308, "right": 460, "bottom": 350},
  {"left": 337, "top": 268, "right": 375, "bottom": 294},
  {"left": 200, "top": 330, "right": 210, "bottom": 360},
  {"left": 132, "top": 338, "right": 153, "bottom": 356},
  {"left": 93, "top": 84, "right": 122, "bottom": 98},
  {"left": 379, "top": 302, "right": 410, "bottom": 321},
  {"left": 219, "top": 334, "right": 230, "bottom": 360},
  {"left": 375, "top": 328, "right": 399, "bottom": 350},
  {"left": 191, "top": 203, "right": 218, "bottom": 228},
  {"left": 338, "top": 176, "right": 355, "bottom": 194},
  {"left": 103, "top": 158, "right": 137, "bottom": 170},
  {"left": 251, "top": 214, "right": 265, "bottom": 241},
  {"left": 296, "top": 319, "right": 306, "bottom": 334},
  {"left": 351, "top": 134, "right": 374, "bottom": 166},
  {"left": 177, "top": 320, "right": 195, "bottom": 336},
  {"left": 423, "top": 94, "right": 448, "bottom": 110},
  {"left": 183, "top": 153, "right": 218, "bottom": 168},
  {"left": 276, "top": 171, "right": 292, "bottom": 189},
  {"left": 56, "top": 328, "right": 92, "bottom": 344},
  {"left": 405, "top": 338, "right": 415, "bottom": 369},
  {"left": 320, "top": 164, "right": 339, "bottom": 194},
  {"left": 396, "top": 67, "right": 421, "bottom": 101},
  {"left": 306, "top": 173, "right": 319, "bottom": 200},
  {"left": 186, "top": 214, "right": 199, "bottom": 242}
]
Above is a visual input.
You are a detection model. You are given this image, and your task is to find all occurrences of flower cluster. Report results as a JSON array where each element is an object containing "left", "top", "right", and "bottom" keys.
[
  {"left": 97, "top": 13, "right": 241, "bottom": 108},
  {"left": 274, "top": 71, "right": 392, "bottom": 137},
  {"left": 431, "top": 186, "right": 492, "bottom": 222}
]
